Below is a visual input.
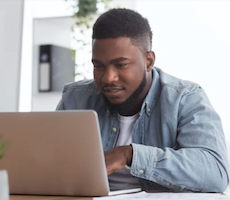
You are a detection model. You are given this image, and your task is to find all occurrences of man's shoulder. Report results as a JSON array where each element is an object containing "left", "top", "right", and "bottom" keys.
[
  {"left": 58, "top": 79, "right": 104, "bottom": 110},
  {"left": 62, "top": 79, "right": 99, "bottom": 93},
  {"left": 155, "top": 67, "right": 201, "bottom": 94}
]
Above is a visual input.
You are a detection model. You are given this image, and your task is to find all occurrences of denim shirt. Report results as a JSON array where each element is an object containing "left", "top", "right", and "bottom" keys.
[{"left": 56, "top": 67, "right": 229, "bottom": 192}]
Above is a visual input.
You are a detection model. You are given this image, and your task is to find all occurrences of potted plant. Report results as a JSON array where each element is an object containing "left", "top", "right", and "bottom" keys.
[{"left": 0, "top": 138, "right": 9, "bottom": 200}]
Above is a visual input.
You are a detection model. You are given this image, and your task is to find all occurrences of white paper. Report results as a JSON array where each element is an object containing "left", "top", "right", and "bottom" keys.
[
  {"left": 94, "top": 192, "right": 230, "bottom": 200},
  {"left": 108, "top": 188, "right": 141, "bottom": 196}
]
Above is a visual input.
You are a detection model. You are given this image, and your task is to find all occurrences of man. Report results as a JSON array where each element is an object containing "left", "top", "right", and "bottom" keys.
[{"left": 57, "top": 8, "right": 229, "bottom": 192}]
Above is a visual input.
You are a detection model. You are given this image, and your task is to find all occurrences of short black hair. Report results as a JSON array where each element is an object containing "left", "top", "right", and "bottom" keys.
[{"left": 92, "top": 8, "right": 152, "bottom": 53}]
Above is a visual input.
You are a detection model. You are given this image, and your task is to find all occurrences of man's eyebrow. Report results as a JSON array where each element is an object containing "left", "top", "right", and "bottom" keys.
[
  {"left": 91, "top": 57, "right": 129, "bottom": 65},
  {"left": 110, "top": 57, "right": 129, "bottom": 64}
]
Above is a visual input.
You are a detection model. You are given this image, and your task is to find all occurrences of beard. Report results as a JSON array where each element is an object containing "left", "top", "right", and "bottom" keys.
[{"left": 103, "top": 72, "right": 147, "bottom": 116}]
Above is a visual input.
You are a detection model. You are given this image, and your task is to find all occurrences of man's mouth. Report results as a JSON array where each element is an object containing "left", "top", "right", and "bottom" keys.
[{"left": 102, "top": 87, "right": 124, "bottom": 98}]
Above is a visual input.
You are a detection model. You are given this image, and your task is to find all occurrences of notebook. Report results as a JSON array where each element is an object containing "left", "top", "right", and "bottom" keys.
[{"left": 0, "top": 110, "right": 110, "bottom": 197}]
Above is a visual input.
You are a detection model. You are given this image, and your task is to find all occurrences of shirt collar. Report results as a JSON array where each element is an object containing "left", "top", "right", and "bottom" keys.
[{"left": 141, "top": 67, "right": 161, "bottom": 117}]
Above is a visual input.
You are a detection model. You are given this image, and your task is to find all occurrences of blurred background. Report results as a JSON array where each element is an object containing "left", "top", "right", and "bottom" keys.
[{"left": 0, "top": 0, "right": 230, "bottom": 177}]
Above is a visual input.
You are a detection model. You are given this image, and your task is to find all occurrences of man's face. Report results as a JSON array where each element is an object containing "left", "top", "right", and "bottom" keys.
[{"left": 92, "top": 37, "right": 152, "bottom": 107}]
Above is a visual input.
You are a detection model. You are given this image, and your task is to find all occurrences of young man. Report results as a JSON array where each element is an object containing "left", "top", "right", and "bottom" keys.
[{"left": 57, "top": 8, "right": 229, "bottom": 192}]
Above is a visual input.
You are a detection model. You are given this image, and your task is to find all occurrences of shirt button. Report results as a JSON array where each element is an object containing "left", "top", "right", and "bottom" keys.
[
  {"left": 139, "top": 169, "right": 144, "bottom": 174},
  {"left": 112, "top": 127, "right": 117, "bottom": 132}
]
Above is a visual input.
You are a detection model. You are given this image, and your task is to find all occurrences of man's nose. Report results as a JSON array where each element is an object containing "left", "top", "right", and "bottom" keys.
[{"left": 102, "top": 67, "right": 119, "bottom": 84}]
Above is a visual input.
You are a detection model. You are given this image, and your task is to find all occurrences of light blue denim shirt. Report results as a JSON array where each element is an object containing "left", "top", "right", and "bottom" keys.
[{"left": 56, "top": 67, "right": 229, "bottom": 192}]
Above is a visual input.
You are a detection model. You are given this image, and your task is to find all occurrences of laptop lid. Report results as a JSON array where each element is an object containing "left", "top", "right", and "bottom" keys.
[{"left": 0, "top": 110, "right": 109, "bottom": 197}]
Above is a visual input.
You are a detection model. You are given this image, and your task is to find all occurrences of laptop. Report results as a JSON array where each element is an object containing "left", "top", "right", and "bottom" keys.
[{"left": 0, "top": 110, "right": 110, "bottom": 196}]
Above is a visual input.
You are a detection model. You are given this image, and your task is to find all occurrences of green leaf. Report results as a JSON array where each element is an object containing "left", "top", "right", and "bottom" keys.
[{"left": 0, "top": 138, "right": 7, "bottom": 160}]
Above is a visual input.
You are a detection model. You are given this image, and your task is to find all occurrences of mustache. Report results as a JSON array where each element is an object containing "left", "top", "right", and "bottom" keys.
[
  {"left": 102, "top": 84, "right": 123, "bottom": 89},
  {"left": 102, "top": 83, "right": 117, "bottom": 87}
]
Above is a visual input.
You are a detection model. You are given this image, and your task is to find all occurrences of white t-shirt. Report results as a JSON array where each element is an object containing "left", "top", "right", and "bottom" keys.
[{"left": 108, "top": 113, "right": 140, "bottom": 191}]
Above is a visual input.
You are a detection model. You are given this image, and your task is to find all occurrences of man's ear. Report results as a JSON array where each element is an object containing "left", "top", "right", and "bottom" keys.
[{"left": 146, "top": 51, "right": 155, "bottom": 72}]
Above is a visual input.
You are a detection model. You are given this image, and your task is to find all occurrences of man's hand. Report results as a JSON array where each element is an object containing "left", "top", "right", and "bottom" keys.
[{"left": 104, "top": 145, "right": 133, "bottom": 175}]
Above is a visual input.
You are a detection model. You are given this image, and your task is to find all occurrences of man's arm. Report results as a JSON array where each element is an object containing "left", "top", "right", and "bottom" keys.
[{"left": 132, "top": 88, "right": 229, "bottom": 192}]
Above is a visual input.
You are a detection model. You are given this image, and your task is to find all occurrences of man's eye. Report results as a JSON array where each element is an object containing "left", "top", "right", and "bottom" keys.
[
  {"left": 94, "top": 65, "right": 103, "bottom": 69},
  {"left": 116, "top": 63, "right": 127, "bottom": 68}
]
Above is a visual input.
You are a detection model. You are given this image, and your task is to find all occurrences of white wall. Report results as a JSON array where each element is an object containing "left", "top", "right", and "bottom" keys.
[
  {"left": 110, "top": 0, "right": 136, "bottom": 9},
  {"left": 0, "top": 0, "right": 24, "bottom": 112}
]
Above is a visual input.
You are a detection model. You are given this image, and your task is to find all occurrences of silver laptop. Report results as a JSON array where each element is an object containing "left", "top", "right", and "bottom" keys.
[{"left": 0, "top": 110, "right": 109, "bottom": 196}]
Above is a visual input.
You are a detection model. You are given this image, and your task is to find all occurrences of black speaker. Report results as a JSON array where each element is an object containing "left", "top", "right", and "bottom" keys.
[{"left": 39, "top": 45, "right": 75, "bottom": 92}]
